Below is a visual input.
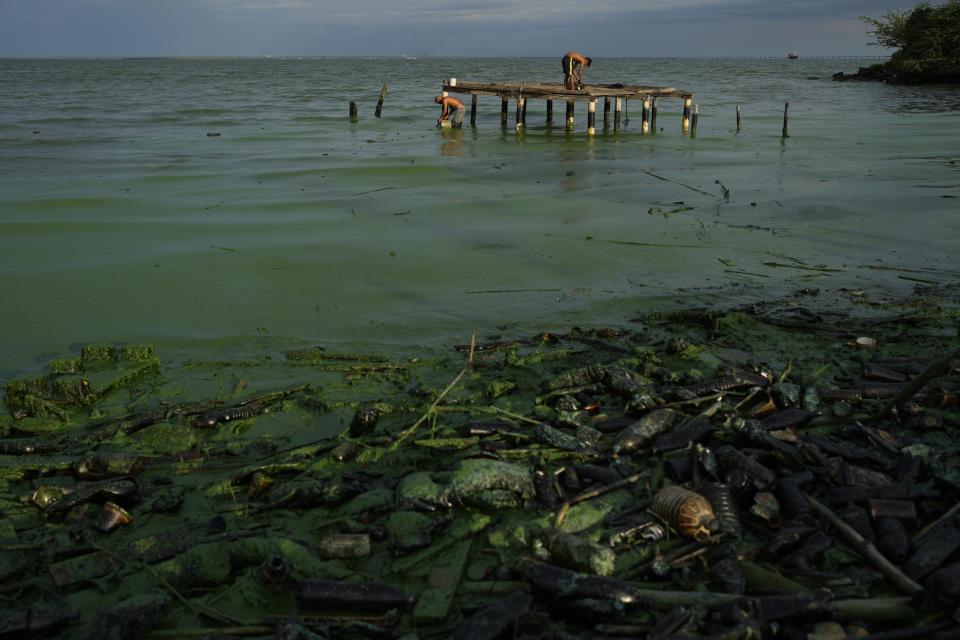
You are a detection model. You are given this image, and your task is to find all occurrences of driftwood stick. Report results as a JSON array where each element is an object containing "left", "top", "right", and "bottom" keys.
[
  {"left": 805, "top": 494, "right": 924, "bottom": 595},
  {"left": 565, "top": 472, "right": 649, "bottom": 508},
  {"left": 887, "top": 347, "right": 960, "bottom": 414},
  {"left": 913, "top": 499, "right": 960, "bottom": 543},
  {"left": 392, "top": 335, "right": 476, "bottom": 448}
]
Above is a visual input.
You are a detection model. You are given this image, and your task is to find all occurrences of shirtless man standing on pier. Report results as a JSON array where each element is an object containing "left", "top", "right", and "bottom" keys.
[
  {"left": 562, "top": 51, "right": 591, "bottom": 90},
  {"left": 435, "top": 95, "right": 465, "bottom": 127}
]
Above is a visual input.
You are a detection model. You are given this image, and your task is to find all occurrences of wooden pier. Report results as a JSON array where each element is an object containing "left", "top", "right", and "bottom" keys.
[{"left": 441, "top": 79, "right": 694, "bottom": 133}]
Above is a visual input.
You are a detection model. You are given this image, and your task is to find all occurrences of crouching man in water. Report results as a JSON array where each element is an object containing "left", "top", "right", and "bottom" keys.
[
  {"left": 562, "top": 51, "right": 591, "bottom": 90},
  {"left": 435, "top": 95, "right": 465, "bottom": 127}
]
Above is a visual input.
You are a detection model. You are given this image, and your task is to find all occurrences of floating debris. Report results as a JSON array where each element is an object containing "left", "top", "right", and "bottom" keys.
[{"left": 0, "top": 287, "right": 958, "bottom": 638}]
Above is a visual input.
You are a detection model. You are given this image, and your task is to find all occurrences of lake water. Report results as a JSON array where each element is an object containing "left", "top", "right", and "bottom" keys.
[{"left": 1, "top": 57, "right": 958, "bottom": 379}]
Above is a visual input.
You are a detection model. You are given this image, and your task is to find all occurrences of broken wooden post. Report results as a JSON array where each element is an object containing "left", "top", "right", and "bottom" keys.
[
  {"left": 349, "top": 101, "right": 358, "bottom": 122},
  {"left": 651, "top": 97, "right": 658, "bottom": 133},
  {"left": 782, "top": 102, "right": 789, "bottom": 138},
  {"left": 603, "top": 98, "right": 611, "bottom": 128},
  {"left": 682, "top": 96, "right": 692, "bottom": 133},
  {"left": 375, "top": 83, "right": 388, "bottom": 118},
  {"left": 736, "top": 105, "right": 741, "bottom": 131},
  {"left": 565, "top": 99, "right": 574, "bottom": 129},
  {"left": 587, "top": 98, "right": 597, "bottom": 135},
  {"left": 501, "top": 98, "right": 508, "bottom": 127},
  {"left": 521, "top": 97, "right": 527, "bottom": 126},
  {"left": 614, "top": 98, "right": 622, "bottom": 131},
  {"left": 641, "top": 96, "right": 651, "bottom": 134},
  {"left": 470, "top": 95, "right": 477, "bottom": 127},
  {"left": 691, "top": 104, "right": 700, "bottom": 138},
  {"left": 546, "top": 100, "right": 553, "bottom": 126},
  {"left": 516, "top": 97, "right": 526, "bottom": 130}
]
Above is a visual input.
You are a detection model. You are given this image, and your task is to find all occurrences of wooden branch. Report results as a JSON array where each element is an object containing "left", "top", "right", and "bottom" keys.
[
  {"left": 805, "top": 494, "right": 924, "bottom": 595},
  {"left": 887, "top": 347, "right": 960, "bottom": 414}
]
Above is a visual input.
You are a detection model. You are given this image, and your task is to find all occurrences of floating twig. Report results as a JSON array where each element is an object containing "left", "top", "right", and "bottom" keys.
[
  {"left": 392, "top": 335, "right": 476, "bottom": 448},
  {"left": 643, "top": 171, "right": 713, "bottom": 196}
]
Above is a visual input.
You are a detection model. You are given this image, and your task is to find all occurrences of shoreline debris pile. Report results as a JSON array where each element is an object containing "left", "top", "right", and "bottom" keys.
[{"left": 1, "top": 289, "right": 959, "bottom": 639}]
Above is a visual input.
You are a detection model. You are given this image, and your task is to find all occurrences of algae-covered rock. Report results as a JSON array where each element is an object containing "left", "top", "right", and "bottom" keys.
[
  {"left": 385, "top": 510, "right": 447, "bottom": 555},
  {"left": 541, "top": 527, "right": 617, "bottom": 576},
  {"left": 397, "top": 471, "right": 450, "bottom": 510},
  {"left": 446, "top": 459, "right": 535, "bottom": 509},
  {"left": 81, "top": 344, "right": 118, "bottom": 368},
  {"left": 121, "top": 344, "right": 160, "bottom": 365},
  {"left": 48, "top": 357, "right": 82, "bottom": 376},
  {"left": 128, "top": 422, "right": 197, "bottom": 455},
  {"left": 50, "top": 376, "right": 92, "bottom": 405}
]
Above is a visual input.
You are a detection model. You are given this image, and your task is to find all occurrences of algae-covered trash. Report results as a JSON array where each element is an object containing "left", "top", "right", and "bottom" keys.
[{"left": 1, "top": 287, "right": 960, "bottom": 638}]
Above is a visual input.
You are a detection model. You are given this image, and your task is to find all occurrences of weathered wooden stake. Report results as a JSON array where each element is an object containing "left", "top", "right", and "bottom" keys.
[
  {"left": 782, "top": 102, "right": 790, "bottom": 138},
  {"left": 521, "top": 97, "right": 527, "bottom": 125},
  {"left": 641, "top": 96, "right": 651, "bottom": 134},
  {"left": 682, "top": 96, "right": 692, "bottom": 133},
  {"left": 565, "top": 99, "right": 574, "bottom": 129},
  {"left": 546, "top": 100, "right": 553, "bottom": 126},
  {"left": 691, "top": 104, "right": 700, "bottom": 138},
  {"left": 501, "top": 98, "right": 508, "bottom": 127},
  {"left": 736, "top": 104, "right": 741, "bottom": 131},
  {"left": 651, "top": 97, "right": 658, "bottom": 133},
  {"left": 349, "top": 101, "right": 358, "bottom": 122},
  {"left": 587, "top": 98, "right": 596, "bottom": 135},
  {"left": 470, "top": 94, "right": 477, "bottom": 127},
  {"left": 603, "top": 97, "right": 611, "bottom": 128},
  {"left": 515, "top": 97, "right": 523, "bottom": 128},
  {"left": 614, "top": 98, "right": 622, "bottom": 131},
  {"left": 375, "top": 83, "right": 388, "bottom": 118}
]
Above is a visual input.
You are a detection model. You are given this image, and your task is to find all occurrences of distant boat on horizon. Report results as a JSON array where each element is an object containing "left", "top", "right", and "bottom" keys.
[{"left": 788, "top": 51, "right": 800, "bottom": 60}]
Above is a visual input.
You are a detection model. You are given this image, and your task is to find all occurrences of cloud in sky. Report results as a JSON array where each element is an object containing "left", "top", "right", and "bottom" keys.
[{"left": 0, "top": 0, "right": 919, "bottom": 57}]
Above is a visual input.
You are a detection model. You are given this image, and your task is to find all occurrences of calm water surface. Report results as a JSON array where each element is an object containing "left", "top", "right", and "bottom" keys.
[{"left": 1, "top": 57, "right": 958, "bottom": 377}]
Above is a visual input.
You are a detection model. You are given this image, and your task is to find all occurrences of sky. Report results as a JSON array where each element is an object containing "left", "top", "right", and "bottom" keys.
[{"left": 0, "top": 0, "right": 924, "bottom": 58}]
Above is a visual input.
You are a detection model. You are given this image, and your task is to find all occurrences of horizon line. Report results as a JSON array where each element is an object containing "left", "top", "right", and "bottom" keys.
[{"left": 0, "top": 54, "right": 891, "bottom": 60}]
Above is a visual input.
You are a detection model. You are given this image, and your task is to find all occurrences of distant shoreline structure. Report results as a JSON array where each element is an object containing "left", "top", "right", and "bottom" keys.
[{"left": 0, "top": 54, "right": 892, "bottom": 61}]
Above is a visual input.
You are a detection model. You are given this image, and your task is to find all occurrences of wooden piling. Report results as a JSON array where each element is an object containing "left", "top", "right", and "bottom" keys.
[
  {"left": 516, "top": 97, "right": 523, "bottom": 129},
  {"left": 349, "top": 101, "right": 358, "bottom": 122},
  {"left": 736, "top": 105, "right": 741, "bottom": 131},
  {"left": 682, "top": 96, "right": 692, "bottom": 133},
  {"left": 521, "top": 97, "right": 527, "bottom": 125},
  {"left": 501, "top": 98, "right": 508, "bottom": 127},
  {"left": 782, "top": 102, "right": 790, "bottom": 138},
  {"left": 546, "top": 100, "right": 553, "bottom": 126},
  {"left": 603, "top": 97, "right": 611, "bottom": 128},
  {"left": 470, "top": 94, "right": 477, "bottom": 127},
  {"left": 651, "top": 97, "right": 658, "bottom": 133},
  {"left": 691, "top": 104, "right": 700, "bottom": 137},
  {"left": 641, "top": 96, "right": 651, "bottom": 134},
  {"left": 614, "top": 98, "right": 622, "bottom": 131},
  {"left": 375, "top": 83, "right": 388, "bottom": 118},
  {"left": 565, "top": 99, "right": 574, "bottom": 129},
  {"left": 587, "top": 98, "right": 597, "bottom": 135}
]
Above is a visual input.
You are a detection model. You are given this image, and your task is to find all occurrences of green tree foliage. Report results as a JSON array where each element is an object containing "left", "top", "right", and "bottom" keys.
[{"left": 862, "top": 1, "right": 960, "bottom": 79}]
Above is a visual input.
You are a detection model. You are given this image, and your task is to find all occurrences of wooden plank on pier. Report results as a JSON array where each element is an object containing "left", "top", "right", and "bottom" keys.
[{"left": 442, "top": 81, "right": 690, "bottom": 101}]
